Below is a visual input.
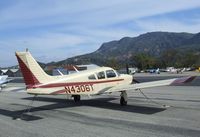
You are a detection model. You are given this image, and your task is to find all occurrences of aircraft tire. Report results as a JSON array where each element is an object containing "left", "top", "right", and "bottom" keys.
[
  {"left": 120, "top": 97, "right": 127, "bottom": 106},
  {"left": 74, "top": 95, "right": 81, "bottom": 102}
]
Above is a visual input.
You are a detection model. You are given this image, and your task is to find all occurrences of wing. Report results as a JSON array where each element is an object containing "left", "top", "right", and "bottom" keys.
[
  {"left": 105, "top": 76, "right": 196, "bottom": 93},
  {"left": 0, "top": 78, "right": 12, "bottom": 85}
]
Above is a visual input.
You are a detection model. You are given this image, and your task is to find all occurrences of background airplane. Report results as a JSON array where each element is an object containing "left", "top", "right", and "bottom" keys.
[
  {"left": 148, "top": 68, "right": 160, "bottom": 74},
  {"left": 0, "top": 75, "right": 11, "bottom": 91},
  {"left": 15, "top": 51, "right": 196, "bottom": 106},
  {"left": 166, "top": 67, "right": 186, "bottom": 74}
]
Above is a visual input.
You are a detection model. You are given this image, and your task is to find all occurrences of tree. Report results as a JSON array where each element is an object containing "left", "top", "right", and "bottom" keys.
[
  {"left": 132, "top": 53, "right": 157, "bottom": 70},
  {"left": 161, "top": 49, "right": 178, "bottom": 67},
  {"left": 106, "top": 58, "right": 121, "bottom": 70}
]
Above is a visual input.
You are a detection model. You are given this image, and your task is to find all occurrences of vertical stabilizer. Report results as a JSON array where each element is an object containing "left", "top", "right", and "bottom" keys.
[{"left": 15, "top": 51, "right": 54, "bottom": 87}]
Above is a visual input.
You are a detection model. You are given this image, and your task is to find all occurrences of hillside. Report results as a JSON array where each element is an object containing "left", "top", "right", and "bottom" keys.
[{"left": 52, "top": 31, "right": 200, "bottom": 68}]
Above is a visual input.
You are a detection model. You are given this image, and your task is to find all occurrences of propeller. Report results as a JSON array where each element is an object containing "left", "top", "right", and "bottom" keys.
[{"left": 132, "top": 76, "right": 140, "bottom": 84}]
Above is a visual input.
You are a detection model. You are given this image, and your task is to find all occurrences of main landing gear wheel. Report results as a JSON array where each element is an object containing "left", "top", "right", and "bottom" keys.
[
  {"left": 73, "top": 95, "right": 81, "bottom": 102},
  {"left": 120, "top": 91, "right": 127, "bottom": 106},
  {"left": 120, "top": 97, "right": 127, "bottom": 106}
]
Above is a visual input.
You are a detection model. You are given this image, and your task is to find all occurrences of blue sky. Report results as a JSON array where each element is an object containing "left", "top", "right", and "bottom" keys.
[{"left": 0, "top": 0, "right": 200, "bottom": 67}]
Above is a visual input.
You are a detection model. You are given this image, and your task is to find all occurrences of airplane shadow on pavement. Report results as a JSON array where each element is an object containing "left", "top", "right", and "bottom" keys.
[{"left": 0, "top": 96, "right": 166, "bottom": 121}]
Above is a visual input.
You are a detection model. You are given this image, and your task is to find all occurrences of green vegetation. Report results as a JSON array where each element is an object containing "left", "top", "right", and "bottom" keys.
[
  {"left": 131, "top": 53, "right": 158, "bottom": 69},
  {"left": 130, "top": 50, "right": 200, "bottom": 70}
]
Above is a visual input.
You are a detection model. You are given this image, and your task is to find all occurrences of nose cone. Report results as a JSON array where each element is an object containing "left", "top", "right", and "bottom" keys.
[
  {"left": 121, "top": 74, "right": 140, "bottom": 84},
  {"left": 121, "top": 74, "right": 133, "bottom": 84}
]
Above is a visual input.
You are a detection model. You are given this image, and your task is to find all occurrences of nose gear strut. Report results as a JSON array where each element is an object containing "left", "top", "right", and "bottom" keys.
[{"left": 120, "top": 91, "right": 127, "bottom": 106}]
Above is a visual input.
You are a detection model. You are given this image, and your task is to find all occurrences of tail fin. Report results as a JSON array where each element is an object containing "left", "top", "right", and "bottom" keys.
[{"left": 15, "top": 51, "right": 54, "bottom": 87}]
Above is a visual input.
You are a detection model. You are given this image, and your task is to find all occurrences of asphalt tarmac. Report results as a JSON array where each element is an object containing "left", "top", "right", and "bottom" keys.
[{"left": 0, "top": 75, "right": 200, "bottom": 137}]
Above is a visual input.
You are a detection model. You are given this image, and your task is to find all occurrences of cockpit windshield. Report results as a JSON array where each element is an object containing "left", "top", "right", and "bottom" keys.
[{"left": 106, "top": 70, "right": 116, "bottom": 78}]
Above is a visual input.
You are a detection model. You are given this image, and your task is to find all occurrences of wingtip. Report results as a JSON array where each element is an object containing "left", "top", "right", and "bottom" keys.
[
  {"left": 171, "top": 76, "right": 196, "bottom": 85},
  {"left": 184, "top": 76, "right": 196, "bottom": 83}
]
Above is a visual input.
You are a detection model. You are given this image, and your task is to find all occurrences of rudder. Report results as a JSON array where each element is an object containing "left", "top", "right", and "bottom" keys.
[{"left": 15, "top": 51, "right": 54, "bottom": 87}]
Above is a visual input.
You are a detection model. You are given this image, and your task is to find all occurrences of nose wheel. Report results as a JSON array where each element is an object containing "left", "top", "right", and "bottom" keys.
[
  {"left": 120, "top": 91, "right": 127, "bottom": 106},
  {"left": 73, "top": 95, "right": 81, "bottom": 102}
]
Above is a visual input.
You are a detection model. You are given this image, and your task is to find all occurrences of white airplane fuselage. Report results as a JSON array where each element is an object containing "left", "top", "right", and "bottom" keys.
[
  {"left": 15, "top": 51, "right": 132, "bottom": 95},
  {"left": 27, "top": 67, "right": 133, "bottom": 95}
]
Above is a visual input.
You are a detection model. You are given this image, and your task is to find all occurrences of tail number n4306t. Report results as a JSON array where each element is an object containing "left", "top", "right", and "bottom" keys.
[{"left": 64, "top": 84, "right": 94, "bottom": 93}]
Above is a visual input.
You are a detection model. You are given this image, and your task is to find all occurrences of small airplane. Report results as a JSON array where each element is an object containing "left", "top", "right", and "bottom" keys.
[
  {"left": 0, "top": 75, "right": 11, "bottom": 91},
  {"left": 15, "top": 51, "right": 196, "bottom": 106},
  {"left": 149, "top": 68, "right": 160, "bottom": 74},
  {"left": 166, "top": 67, "right": 186, "bottom": 74}
]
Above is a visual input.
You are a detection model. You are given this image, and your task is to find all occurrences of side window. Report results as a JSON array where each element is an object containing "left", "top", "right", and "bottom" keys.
[
  {"left": 106, "top": 70, "right": 116, "bottom": 78},
  {"left": 88, "top": 74, "right": 96, "bottom": 80},
  {"left": 96, "top": 71, "right": 105, "bottom": 79}
]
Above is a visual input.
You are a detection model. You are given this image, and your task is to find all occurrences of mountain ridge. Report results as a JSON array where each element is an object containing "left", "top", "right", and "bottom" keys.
[{"left": 48, "top": 31, "right": 200, "bottom": 68}]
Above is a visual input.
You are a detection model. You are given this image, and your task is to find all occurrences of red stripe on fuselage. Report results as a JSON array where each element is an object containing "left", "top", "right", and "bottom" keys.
[{"left": 28, "top": 79, "right": 124, "bottom": 89}]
